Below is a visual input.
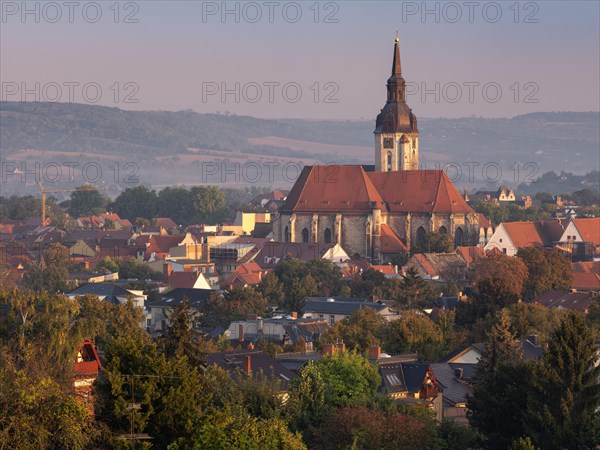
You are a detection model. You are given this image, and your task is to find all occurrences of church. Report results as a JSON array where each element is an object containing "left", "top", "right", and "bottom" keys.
[{"left": 273, "top": 37, "right": 479, "bottom": 263}]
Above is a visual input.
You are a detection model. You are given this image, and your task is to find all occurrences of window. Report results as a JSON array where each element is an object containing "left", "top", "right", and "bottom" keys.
[
  {"left": 324, "top": 228, "right": 332, "bottom": 243},
  {"left": 329, "top": 315, "right": 335, "bottom": 325},
  {"left": 502, "top": 248, "right": 507, "bottom": 254},
  {"left": 319, "top": 314, "right": 324, "bottom": 319},
  {"left": 439, "top": 226, "right": 447, "bottom": 235},
  {"left": 499, "top": 238, "right": 503, "bottom": 243},
  {"left": 146, "top": 318, "right": 152, "bottom": 328},
  {"left": 383, "top": 137, "right": 394, "bottom": 148},
  {"left": 301, "top": 228, "right": 309, "bottom": 243},
  {"left": 454, "top": 227, "right": 464, "bottom": 247},
  {"left": 387, "top": 151, "right": 393, "bottom": 171},
  {"left": 416, "top": 226, "right": 427, "bottom": 246},
  {"left": 284, "top": 226, "right": 290, "bottom": 242}
]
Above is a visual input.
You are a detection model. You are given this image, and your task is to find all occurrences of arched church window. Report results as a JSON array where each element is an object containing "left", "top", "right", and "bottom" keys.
[
  {"left": 439, "top": 226, "right": 447, "bottom": 234},
  {"left": 416, "top": 226, "right": 426, "bottom": 246},
  {"left": 285, "top": 226, "right": 290, "bottom": 242},
  {"left": 387, "top": 152, "right": 393, "bottom": 171},
  {"left": 301, "top": 228, "right": 309, "bottom": 243},
  {"left": 324, "top": 228, "right": 332, "bottom": 244},
  {"left": 455, "top": 227, "right": 464, "bottom": 247}
]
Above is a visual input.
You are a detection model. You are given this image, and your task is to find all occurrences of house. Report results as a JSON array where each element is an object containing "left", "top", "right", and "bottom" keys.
[
  {"left": 571, "top": 262, "right": 600, "bottom": 292},
  {"left": 303, "top": 297, "right": 398, "bottom": 324},
  {"left": 220, "top": 261, "right": 270, "bottom": 289},
  {"left": 225, "top": 316, "right": 329, "bottom": 348},
  {"left": 255, "top": 241, "right": 350, "bottom": 270},
  {"left": 484, "top": 220, "right": 565, "bottom": 256},
  {"left": 233, "top": 212, "right": 271, "bottom": 235},
  {"left": 159, "top": 260, "right": 219, "bottom": 288},
  {"left": 377, "top": 358, "right": 443, "bottom": 420},
  {"left": 534, "top": 290, "right": 598, "bottom": 314},
  {"left": 146, "top": 288, "right": 215, "bottom": 333},
  {"left": 250, "top": 190, "right": 289, "bottom": 210},
  {"left": 405, "top": 252, "right": 468, "bottom": 281},
  {"left": 135, "top": 233, "right": 196, "bottom": 262},
  {"left": 69, "top": 239, "right": 97, "bottom": 258},
  {"left": 558, "top": 217, "right": 600, "bottom": 261},
  {"left": 205, "top": 350, "right": 297, "bottom": 389},
  {"left": 443, "top": 337, "right": 544, "bottom": 364},
  {"left": 66, "top": 282, "right": 146, "bottom": 309},
  {"left": 429, "top": 363, "right": 476, "bottom": 425},
  {"left": 168, "top": 270, "right": 212, "bottom": 290},
  {"left": 455, "top": 246, "right": 486, "bottom": 267},
  {"left": 467, "top": 185, "right": 516, "bottom": 204},
  {"left": 73, "top": 338, "right": 103, "bottom": 417}
]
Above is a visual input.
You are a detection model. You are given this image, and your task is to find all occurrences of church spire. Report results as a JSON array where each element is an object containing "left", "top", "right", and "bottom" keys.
[{"left": 392, "top": 31, "right": 401, "bottom": 75}]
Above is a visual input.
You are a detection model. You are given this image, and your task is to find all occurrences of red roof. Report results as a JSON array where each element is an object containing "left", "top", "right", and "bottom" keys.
[
  {"left": 478, "top": 213, "right": 492, "bottom": 228},
  {"left": 281, "top": 166, "right": 473, "bottom": 214},
  {"left": 380, "top": 224, "right": 408, "bottom": 253},
  {"left": 456, "top": 246, "right": 485, "bottom": 266},
  {"left": 221, "top": 261, "right": 270, "bottom": 288},
  {"left": 155, "top": 217, "right": 178, "bottom": 229},
  {"left": 503, "top": 222, "right": 551, "bottom": 248},
  {"left": 572, "top": 261, "right": 600, "bottom": 273},
  {"left": 534, "top": 290, "right": 597, "bottom": 314},
  {"left": 572, "top": 218, "right": 600, "bottom": 245},
  {"left": 371, "top": 264, "right": 397, "bottom": 275},
  {"left": 572, "top": 272, "right": 600, "bottom": 292},
  {"left": 168, "top": 271, "right": 202, "bottom": 289}
]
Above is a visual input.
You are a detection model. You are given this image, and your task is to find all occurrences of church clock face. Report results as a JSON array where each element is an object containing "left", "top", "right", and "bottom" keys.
[{"left": 383, "top": 137, "right": 394, "bottom": 148}]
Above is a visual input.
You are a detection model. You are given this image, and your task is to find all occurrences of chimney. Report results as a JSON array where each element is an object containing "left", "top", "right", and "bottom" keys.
[
  {"left": 291, "top": 311, "right": 298, "bottom": 319},
  {"left": 527, "top": 335, "right": 538, "bottom": 346},
  {"left": 454, "top": 368, "right": 463, "bottom": 379},
  {"left": 163, "top": 263, "right": 173, "bottom": 279},
  {"left": 248, "top": 342, "right": 255, "bottom": 350},
  {"left": 239, "top": 324, "right": 244, "bottom": 342},
  {"left": 321, "top": 343, "right": 335, "bottom": 357},
  {"left": 368, "top": 346, "right": 381, "bottom": 360},
  {"left": 335, "top": 342, "right": 346, "bottom": 353},
  {"left": 244, "top": 355, "right": 251, "bottom": 375}
]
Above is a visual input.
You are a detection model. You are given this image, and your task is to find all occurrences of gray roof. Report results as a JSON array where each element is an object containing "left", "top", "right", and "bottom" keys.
[
  {"left": 149, "top": 288, "right": 216, "bottom": 308},
  {"left": 430, "top": 363, "right": 475, "bottom": 406},
  {"left": 66, "top": 283, "right": 135, "bottom": 304},
  {"left": 304, "top": 297, "right": 387, "bottom": 315}
]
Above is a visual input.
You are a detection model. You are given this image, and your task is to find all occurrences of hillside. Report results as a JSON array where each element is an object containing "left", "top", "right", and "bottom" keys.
[{"left": 1, "top": 102, "right": 598, "bottom": 194}]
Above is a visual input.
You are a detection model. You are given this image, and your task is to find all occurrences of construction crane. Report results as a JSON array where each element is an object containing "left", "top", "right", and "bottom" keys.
[{"left": 37, "top": 181, "right": 108, "bottom": 226}]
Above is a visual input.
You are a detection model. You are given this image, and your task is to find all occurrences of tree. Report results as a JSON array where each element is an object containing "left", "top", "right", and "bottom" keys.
[
  {"left": 467, "top": 360, "right": 536, "bottom": 450},
  {"left": 471, "top": 254, "right": 528, "bottom": 314},
  {"left": 159, "top": 298, "right": 214, "bottom": 366},
  {"left": 476, "top": 310, "right": 522, "bottom": 377},
  {"left": 324, "top": 308, "right": 386, "bottom": 353},
  {"left": 397, "top": 267, "right": 437, "bottom": 306},
  {"left": 317, "top": 351, "right": 380, "bottom": 408},
  {"left": 286, "top": 361, "right": 329, "bottom": 436},
  {"left": 518, "top": 248, "right": 572, "bottom": 301},
  {"left": 23, "top": 243, "right": 71, "bottom": 293},
  {"left": 69, "top": 185, "right": 106, "bottom": 217},
  {"left": 157, "top": 186, "right": 192, "bottom": 226},
  {"left": 383, "top": 311, "right": 445, "bottom": 360},
  {"left": 349, "top": 268, "right": 385, "bottom": 298},
  {"left": 312, "top": 404, "right": 439, "bottom": 450},
  {"left": 189, "top": 185, "right": 228, "bottom": 224},
  {"left": 411, "top": 230, "right": 454, "bottom": 253},
  {"left": 526, "top": 313, "right": 600, "bottom": 449},
  {"left": 257, "top": 272, "right": 285, "bottom": 306},
  {"left": 110, "top": 185, "right": 158, "bottom": 221}
]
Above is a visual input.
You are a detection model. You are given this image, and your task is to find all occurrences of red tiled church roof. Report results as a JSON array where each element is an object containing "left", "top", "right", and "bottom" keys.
[
  {"left": 281, "top": 166, "right": 474, "bottom": 215},
  {"left": 380, "top": 224, "right": 408, "bottom": 253},
  {"left": 572, "top": 218, "right": 600, "bottom": 245}
]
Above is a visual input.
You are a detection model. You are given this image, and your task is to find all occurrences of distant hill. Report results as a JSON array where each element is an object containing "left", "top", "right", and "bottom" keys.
[{"left": 1, "top": 102, "right": 598, "bottom": 194}]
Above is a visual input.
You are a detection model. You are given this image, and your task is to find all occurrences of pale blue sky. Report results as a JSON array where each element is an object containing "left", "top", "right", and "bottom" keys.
[{"left": 1, "top": 1, "right": 599, "bottom": 119}]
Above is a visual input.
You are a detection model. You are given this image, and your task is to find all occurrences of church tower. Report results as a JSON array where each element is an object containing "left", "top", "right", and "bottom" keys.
[{"left": 374, "top": 35, "right": 419, "bottom": 171}]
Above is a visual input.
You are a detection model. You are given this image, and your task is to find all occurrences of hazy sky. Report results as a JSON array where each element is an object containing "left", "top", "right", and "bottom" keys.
[{"left": 1, "top": 1, "right": 599, "bottom": 119}]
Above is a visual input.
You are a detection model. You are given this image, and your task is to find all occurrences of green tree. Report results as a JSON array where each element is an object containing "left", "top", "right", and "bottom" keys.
[
  {"left": 317, "top": 351, "right": 380, "bottom": 408},
  {"left": 349, "top": 268, "right": 386, "bottom": 298},
  {"left": 467, "top": 360, "right": 536, "bottom": 450},
  {"left": 411, "top": 230, "right": 454, "bottom": 253},
  {"left": 526, "top": 313, "right": 600, "bottom": 449},
  {"left": 23, "top": 243, "right": 72, "bottom": 293},
  {"left": 110, "top": 185, "right": 158, "bottom": 221},
  {"left": 324, "top": 308, "right": 386, "bottom": 353},
  {"left": 189, "top": 185, "right": 228, "bottom": 224},
  {"left": 517, "top": 248, "right": 572, "bottom": 301},
  {"left": 286, "top": 361, "right": 329, "bottom": 435},
  {"left": 257, "top": 272, "right": 285, "bottom": 306},
  {"left": 397, "top": 267, "right": 437, "bottom": 306},
  {"left": 476, "top": 310, "right": 522, "bottom": 377},
  {"left": 69, "top": 185, "right": 106, "bottom": 217},
  {"left": 383, "top": 311, "right": 445, "bottom": 360},
  {"left": 157, "top": 186, "right": 192, "bottom": 226}
]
